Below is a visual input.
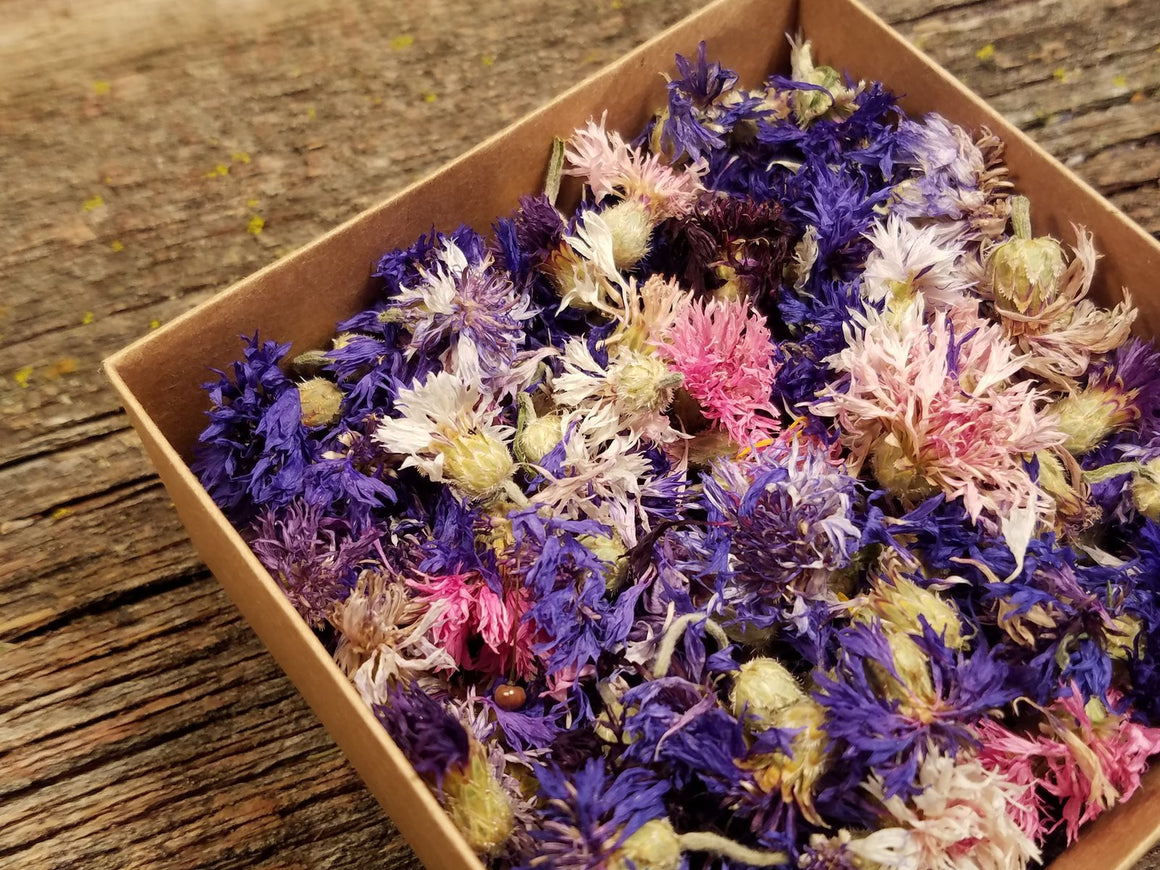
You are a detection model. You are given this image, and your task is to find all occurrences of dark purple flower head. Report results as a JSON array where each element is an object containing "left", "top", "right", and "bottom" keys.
[
  {"left": 813, "top": 620, "right": 1015, "bottom": 799},
  {"left": 248, "top": 499, "right": 381, "bottom": 627},
  {"left": 373, "top": 682, "right": 470, "bottom": 788},
  {"left": 658, "top": 195, "right": 797, "bottom": 308},
  {"left": 518, "top": 758, "right": 670, "bottom": 870},
  {"left": 703, "top": 445, "right": 862, "bottom": 624},
  {"left": 373, "top": 224, "right": 488, "bottom": 297}
]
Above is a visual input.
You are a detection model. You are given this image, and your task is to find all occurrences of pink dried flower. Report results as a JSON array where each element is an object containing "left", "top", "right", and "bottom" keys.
[
  {"left": 655, "top": 297, "right": 780, "bottom": 445},
  {"left": 975, "top": 718, "right": 1050, "bottom": 844},
  {"left": 1039, "top": 689, "right": 1160, "bottom": 843},
  {"left": 976, "top": 690, "right": 1160, "bottom": 845},
  {"left": 565, "top": 114, "right": 706, "bottom": 220},
  {"left": 814, "top": 300, "right": 1063, "bottom": 567},
  {"left": 408, "top": 572, "right": 537, "bottom": 680}
]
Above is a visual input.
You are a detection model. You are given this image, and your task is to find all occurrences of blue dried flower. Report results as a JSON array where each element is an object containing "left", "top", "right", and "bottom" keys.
[
  {"left": 517, "top": 758, "right": 670, "bottom": 870},
  {"left": 194, "top": 334, "right": 314, "bottom": 524},
  {"left": 813, "top": 620, "right": 1015, "bottom": 799}
]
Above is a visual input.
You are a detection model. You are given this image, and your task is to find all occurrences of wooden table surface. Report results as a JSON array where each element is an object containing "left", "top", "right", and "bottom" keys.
[{"left": 2, "top": 0, "right": 1158, "bottom": 867}]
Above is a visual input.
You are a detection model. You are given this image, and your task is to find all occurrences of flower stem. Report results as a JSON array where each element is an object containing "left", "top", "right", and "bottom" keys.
[
  {"left": 653, "top": 612, "right": 727, "bottom": 678},
  {"left": 677, "top": 831, "right": 789, "bottom": 866},
  {"left": 1010, "top": 195, "right": 1032, "bottom": 240}
]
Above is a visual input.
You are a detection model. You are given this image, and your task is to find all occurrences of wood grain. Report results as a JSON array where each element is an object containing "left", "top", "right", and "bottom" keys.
[{"left": 1, "top": 0, "right": 1157, "bottom": 867}]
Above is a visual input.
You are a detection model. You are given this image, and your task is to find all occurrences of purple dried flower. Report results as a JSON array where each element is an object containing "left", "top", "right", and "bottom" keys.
[
  {"left": 248, "top": 499, "right": 381, "bottom": 628},
  {"left": 517, "top": 758, "right": 670, "bottom": 870},
  {"left": 373, "top": 681, "right": 471, "bottom": 787}
]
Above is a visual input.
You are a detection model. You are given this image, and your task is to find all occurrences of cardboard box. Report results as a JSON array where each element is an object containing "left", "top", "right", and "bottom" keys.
[{"left": 104, "top": 0, "right": 1160, "bottom": 866}]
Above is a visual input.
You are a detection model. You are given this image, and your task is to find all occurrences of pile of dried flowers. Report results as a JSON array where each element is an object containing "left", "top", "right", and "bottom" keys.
[{"left": 194, "top": 38, "right": 1160, "bottom": 870}]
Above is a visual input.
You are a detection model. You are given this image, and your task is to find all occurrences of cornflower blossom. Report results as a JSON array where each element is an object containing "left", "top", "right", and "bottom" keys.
[
  {"left": 814, "top": 299, "right": 1063, "bottom": 567},
  {"left": 527, "top": 424, "right": 666, "bottom": 545},
  {"left": 703, "top": 442, "right": 861, "bottom": 612},
  {"left": 331, "top": 569, "right": 455, "bottom": 704},
  {"left": 861, "top": 215, "right": 976, "bottom": 314},
  {"left": 989, "top": 226, "right": 1136, "bottom": 387},
  {"left": 549, "top": 209, "right": 628, "bottom": 315},
  {"left": 407, "top": 571, "right": 538, "bottom": 681},
  {"left": 552, "top": 338, "right": 683, "bottom": 446},
  {"left": 517, "top": 759, "right": 670, "bottom": 870},
  {"left": 249, "top": 500, "right": 380, "bottom": 628},
  {"left": 852, "top": 750, "right": 1040, "bottom": 870},
  {"left": 194, "top": 335, "right": 313, "bottom": 524},
  {"left": 892, "top": 114, "right": 1012, "bottom": 242},
  {"left": 564, "top": 113, "right": 707, "bottom": 221},
  {"left": 384, "top": 239, "right": 536, "bottom": 385},
  {"left": 656, "top": 296, "right": 781, "bottom": 446},
  {"left": 1037, "top": 690, "right": 1160, "bottom": 843},
  {"left": 813, "top": 621, "right": 1016, "bottom": 799},
  {"left": 974, "top": 718, "right": 1050, "bottom": 844},
  {"left": 375, "top": 370, "right": 518, "bottom": 501}
]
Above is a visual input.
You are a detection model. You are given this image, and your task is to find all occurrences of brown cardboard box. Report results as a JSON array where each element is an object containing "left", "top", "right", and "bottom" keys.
[{"left": 104, "top": 0, "right": 1160, "bottom": 866}]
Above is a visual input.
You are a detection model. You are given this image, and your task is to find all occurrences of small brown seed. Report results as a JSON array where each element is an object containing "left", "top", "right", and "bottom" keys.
[{"left": 494, "top": 684, "right": 526, "bottom": 711}]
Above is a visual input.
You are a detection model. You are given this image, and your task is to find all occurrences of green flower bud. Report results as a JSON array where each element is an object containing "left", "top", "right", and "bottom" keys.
[
  {"left": 988, "top": 196, "right": 1066, "bottom": 318},
  {"left": 729, "top": 657, "right": 805, "bottom": 729},
  {"left": 441, "top": 431, "right": 515, "bottom": 498},
  {"left": 864, "top": 571, "right": 964, "bottom": 651},
  {"left": 514, "top": 411, "right": 564, "bottom": 463},
  {"left": 579, "top": 532, "right": 628, "bottom": 592},
  {"left": 1132, "top": 458, "right": 1160, "bottom": 521},
  {"left": 603, "top": 199, "right": 654, "bottom": 271},
  {"left": 1052, "top": 386, "right": 1138, "bottom": 455},
  {"left": 443, "top": 748, "right": 514, "bottom": 856},
  {"left": 608, "top": 819, "right": 682, "bottom": 870},
  {"left": 612, "top": 350, "right": 682, "bottom": 415},
  {"left": 297, "top": 377, "right": 344, "bottom": 428},
  {"left": 870, "top": 436, "right": 937, "bottom": 502}
]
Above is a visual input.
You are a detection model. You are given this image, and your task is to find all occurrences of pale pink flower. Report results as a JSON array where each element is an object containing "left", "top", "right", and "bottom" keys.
[
  {"left": 991, "top": 227, "right": 1137, "bottom": 388},
  {"left": 862, "top": 215, "right": 978, "bottom": 315},
  {"left": 407, "top": 572, "right": 537, "bottom": 680},
  {"left": 814, "top": 299, "right": 1063, "bottom": 568},
  {"left": 854, "top": 750, "right": 1040, "bottom": 870},
  {"left": 655, "top": 297, "right": 780, "bottom": 446},
  {"left": 564, "top": 114, "right": 706, "bottom": 220}
]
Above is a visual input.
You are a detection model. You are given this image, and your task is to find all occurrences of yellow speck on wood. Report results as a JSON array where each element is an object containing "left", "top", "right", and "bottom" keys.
[
  {"left": 389, "top": 34, "right": 414, "bottom": 50},
  {"left": 247, "top": 215, "right": 265, "bottom": 235},
  {"left": 50, "top": 507, "right": 72, "bottom": 520},
  {"left": 48, "top": 358, "right": 78, "bottom": 379},
  {"left": 82, "top": 195, "right": 104, "bottom": 211},
  {"left": 205, "top": 164, "right": 230, "bottom": 178},
  {"left": 246, "top": 198, "right": 260, "bottom": 208},
  {"left": 306, "top": 106, "right": 317, "bottom": 120},
  {"left": 582, "top": 50, "right": 602, "bottom": 64},
  {"left": 92, "top": 80, "right": 111, "bottom": 96},
  {"left": 423, "top": 92, "right": 438, "bottom": 103},
  {"left": 1113, "top": 74, "right": 1129, "bottom": 88},
  {"left": 232, "top": 151, "right": 251, "bottom": 164},
  {"left": 14, "top": 365, "right": 33, "bottom": 388},
  {"left": 82, "top": 311, "right": 95, "bottom": 325},
  {"left": 150, "top": 318, "right": 161, "bottom": 330},
  {"left": 975, "top": 43, "right": 995, "bottom": 61},
  {"left": 1053, "top": 67, "right": 1069, "bottom": 82},
  {"left": 611, "top": 0, "right": 623, "bottom": 8},
  {"left": 110, "top": 240, "right": 124, "bottom": 252},
  {"left": 481, "top": 54, "right": 496, "bottom": 67}
]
